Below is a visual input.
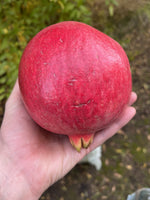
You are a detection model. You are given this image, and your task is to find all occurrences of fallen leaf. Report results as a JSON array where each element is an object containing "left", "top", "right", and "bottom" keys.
[
  {"left": 61, "top": 186, "right": 67, "bottom": 191},
  {"left": 114, "top": 172, "right": 122, "bottom": 179},
  {"left": 115, "top": 149, "right": 123, "bottom": 154},
  {"left": 136, "top": 147, "right": 141, "bottom": 152},
  {"left": 102, "top": 195, "right": 107, "bottom": 199},
  {"left": 112, "top": 185, "right": 116, "bottom": 192},
  {"left": 86, "top": 173, "right": 92, "bottom": 179},
  {"left": 147, "top": 135, "right": 150, "bottom": 141},
  {"left": 105, "top": 159, "right": 109, "bottom": 166},
  {"left": 126, "top": 165, "right": 133, "bottom": 170}
]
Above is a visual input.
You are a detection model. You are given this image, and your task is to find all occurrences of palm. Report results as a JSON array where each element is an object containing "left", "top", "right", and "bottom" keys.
[
  {"left": 0, "top": 81, "right": 137, "bottom": 198},
  {"left": 1, "top": 93, "right": 82, "bottom": 196}
]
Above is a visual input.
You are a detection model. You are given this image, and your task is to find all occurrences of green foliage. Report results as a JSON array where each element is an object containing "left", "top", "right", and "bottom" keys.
[
  {"left": 0, "top": 0, "right": 91, "bottom": 101},
  {"left": 105, "top": 0, "right": 118, "bottom": 16}
]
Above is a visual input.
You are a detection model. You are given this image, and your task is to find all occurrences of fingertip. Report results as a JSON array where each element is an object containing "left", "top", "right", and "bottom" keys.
[
  {"left": 130, "top": 106, "right": 136, "bottom": 118},
  {"left": 119, "top": 106, "right": 136, "bottom": 128},
  {"left": 131, "top": 91, "right": 138, "bottom": 101},
  {"left": 5, "top": 79, "right": 22, "bottom": 112},
  {"left": 128, "top": 91, "right": 137, "bottom": 106}
]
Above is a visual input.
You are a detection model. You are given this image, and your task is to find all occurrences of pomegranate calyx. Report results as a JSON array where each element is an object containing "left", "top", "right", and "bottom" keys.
[{"left": 69, "top": 133, "right": 94, "bottom": 152}]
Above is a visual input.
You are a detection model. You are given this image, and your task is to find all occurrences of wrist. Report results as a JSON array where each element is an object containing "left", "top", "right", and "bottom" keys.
[{"left": 0, "top": 147, "right": 38, "bottom": 200}]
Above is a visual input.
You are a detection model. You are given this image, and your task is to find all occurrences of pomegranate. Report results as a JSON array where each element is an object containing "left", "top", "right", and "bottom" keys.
[{"left": 19, "top": 21, "right": 132, "bottom": 151}]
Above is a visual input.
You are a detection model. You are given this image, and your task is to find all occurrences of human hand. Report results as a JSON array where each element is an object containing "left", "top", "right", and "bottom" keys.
[{"left": 0, "top": 80, "right": 137, "bottom": 200}]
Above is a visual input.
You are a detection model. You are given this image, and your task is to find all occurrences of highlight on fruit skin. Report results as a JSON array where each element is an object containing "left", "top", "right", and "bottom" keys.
[{"left": 18, "top": 21, "right": 132, "bottom": 152}]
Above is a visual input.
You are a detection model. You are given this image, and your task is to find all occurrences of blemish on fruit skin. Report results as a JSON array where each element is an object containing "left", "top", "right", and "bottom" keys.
[
  {"left": 71, "top": 78, "right": 77, "bottom": 82},
  {"left": 73, "top": 99, "right": 91, "bottom": 108},
  {"left": 67, "top": 78, "right": 77, "bottom": 86},
  {"left": 59, "top": 38, "right": 63, "bottom": 43},
  {"left": 68, "top": 82, "right": 73, "bottom": 86}
]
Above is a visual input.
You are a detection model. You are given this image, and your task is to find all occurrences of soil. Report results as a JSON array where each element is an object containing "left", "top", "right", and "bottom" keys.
[{"left": 0, "top": 1, "right": 150, "bottom": 200}]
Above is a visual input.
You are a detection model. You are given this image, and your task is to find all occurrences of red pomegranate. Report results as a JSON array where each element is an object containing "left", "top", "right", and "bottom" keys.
[{"left": 19, "top": 21, "right": 132, "bottom": 151}]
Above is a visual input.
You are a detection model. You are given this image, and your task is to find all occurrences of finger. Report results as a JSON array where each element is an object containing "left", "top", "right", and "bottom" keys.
[
  {"left": 3, "top": 79, "right": 29, "bottom": 123},
  {"left": 5, "top": 79, "right": 26, "bottom": 114},
  {"left": 89, "top": 106, "right": 136, "bottom": 151},
  {"left": 128, "top": 91, "right": 137, "bottom": 106},
  {"left": 6, "top": 79, "right": 20, "bottom": 104}
]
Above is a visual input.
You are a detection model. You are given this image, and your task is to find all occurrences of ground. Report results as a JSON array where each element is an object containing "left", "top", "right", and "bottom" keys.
[{"left": 0, "top": 1, "right": 150, "bottom": 200}]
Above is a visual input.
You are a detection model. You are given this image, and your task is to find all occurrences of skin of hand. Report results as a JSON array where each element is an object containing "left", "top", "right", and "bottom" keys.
[{"left": 0, "top": 80, "right": 137, "bottom": 200}]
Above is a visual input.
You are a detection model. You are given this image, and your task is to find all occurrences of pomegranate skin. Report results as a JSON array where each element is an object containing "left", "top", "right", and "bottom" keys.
[{"left": 19, "top": 21, "right": 132, "bottom": 149}]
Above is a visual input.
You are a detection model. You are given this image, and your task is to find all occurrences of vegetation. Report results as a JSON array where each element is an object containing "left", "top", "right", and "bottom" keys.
[{"left": 0, "top": 0, "right": 92, "bottom": 101}]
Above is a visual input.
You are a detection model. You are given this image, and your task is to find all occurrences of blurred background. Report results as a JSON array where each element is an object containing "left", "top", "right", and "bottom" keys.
[{"left": 0, "top": 0, "right": 150, "bottom": 199}]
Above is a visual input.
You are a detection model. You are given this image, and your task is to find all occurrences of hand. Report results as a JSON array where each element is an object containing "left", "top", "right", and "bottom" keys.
[{"left": 0, "top": 80, "right": 137, "bottom": 200}]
